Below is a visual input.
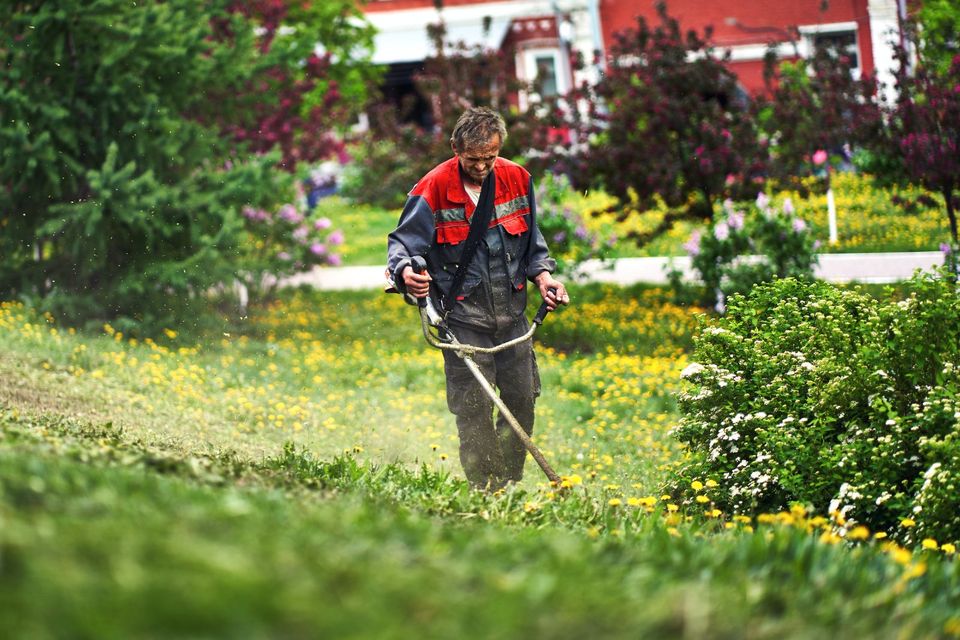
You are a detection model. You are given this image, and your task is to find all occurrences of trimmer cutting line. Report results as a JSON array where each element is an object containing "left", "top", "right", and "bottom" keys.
[{"left": 406, "top": 256, "right": 563, "bottom": 486}]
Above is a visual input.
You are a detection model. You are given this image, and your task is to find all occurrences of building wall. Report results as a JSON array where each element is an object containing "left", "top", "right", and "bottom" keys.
[
  {"left": 359, "top": 0, "right": 903, "bottom": 96},
  {"left": 599, "top": 0, "right": 876, "bottom": 94}
]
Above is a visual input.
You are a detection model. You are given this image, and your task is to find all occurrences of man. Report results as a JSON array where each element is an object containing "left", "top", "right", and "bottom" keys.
[{"left": 387, "top": 106, "right": 569, "bottom": 490}]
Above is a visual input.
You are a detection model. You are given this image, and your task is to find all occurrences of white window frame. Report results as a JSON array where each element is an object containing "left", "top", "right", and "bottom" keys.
[
  {"left": 517, "top": 46, "right": 569, "bottom": 110},
  {"left": 798, "top": 21, "right": 862, "bottom": 79}
]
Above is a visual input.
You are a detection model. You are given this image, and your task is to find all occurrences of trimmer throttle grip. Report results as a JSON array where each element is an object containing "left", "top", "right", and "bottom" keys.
[
  {"left": 410, "top": 255, "right": 428, "bottom": 308},
  {"left": 534, "top": 287, "right": 557, "bottom": 325}
]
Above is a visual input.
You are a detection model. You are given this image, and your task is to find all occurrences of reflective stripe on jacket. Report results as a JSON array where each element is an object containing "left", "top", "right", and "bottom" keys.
[{"left": 386, "top": 156, "right": 556, "bottom": 329}]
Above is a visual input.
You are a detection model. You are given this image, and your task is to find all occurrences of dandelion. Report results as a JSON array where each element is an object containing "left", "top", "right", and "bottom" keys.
[
  {"left": 705, "top": 479, "right": 718, "bottom": 488},
  {"left": 691, "top": 480, "right": 704, "bottom": 491},
  {"left": 608, "top": 498, "right": 622, "bottom": 507},
  {"left": 901, "top": 518, "right": 916, "bottom": 528},
  {"left": 941, "top": 543, "right": 956, "bottom": 554},
  {"left": 695, "top": 495, "right": 710, "bottom": 504},
  {"left": 847, "top": 526, "right": 870, "bottom": 541},
  {"left": 921, "top": 538, "right": 939, "bottom": 551}
]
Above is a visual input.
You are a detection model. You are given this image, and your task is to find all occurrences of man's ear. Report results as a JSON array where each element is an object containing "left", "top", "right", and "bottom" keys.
[{"left": 450, "top": 141, "right": 458, "bottom": 155}]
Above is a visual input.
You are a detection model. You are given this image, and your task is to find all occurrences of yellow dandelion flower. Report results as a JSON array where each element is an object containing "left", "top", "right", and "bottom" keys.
[
  {"left": 847, "top": 526, "right": 870, "bottom": 541},
  {"left": 705, "top": 479, "right": 718, "bottom": 488},
  {"left": 691, "top": 480, "right": 704, "bottom": 491},
  {"left": 695, "top": 495, "right": 710, "bottom": 504},
  {"left": 608, "top": 498, "right": 622, "bottom": 507},
  {"left": 873, "top": 531, "right": 888, "bottom": 540},
  {"left": 941, "top": 543, "right": 956, "bottom": 555},
  {"left": 666, "top": 503, "right": 679, "bottom": 513},
  {"left": 922, "top": 538, "right": 939, "bottom": 551},
  {"left": 901, "top": 518, "right": 916, "bottom": 528}
]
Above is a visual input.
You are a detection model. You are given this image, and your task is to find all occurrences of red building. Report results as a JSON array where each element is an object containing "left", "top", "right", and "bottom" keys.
[{"left": 363, "top": 0, "right": 908, "bottom": 108}]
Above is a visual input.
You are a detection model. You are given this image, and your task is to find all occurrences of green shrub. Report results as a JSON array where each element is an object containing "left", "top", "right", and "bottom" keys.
[
  {"left": 671, "top": 194, "right": 819, "bottom": 310},
  {"left": 672, "top": 272, "right": 960, "bottom": 543}
]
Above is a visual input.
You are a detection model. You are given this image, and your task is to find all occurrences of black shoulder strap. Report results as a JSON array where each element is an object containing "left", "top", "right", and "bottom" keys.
[{"left": 440, "top": 168, "right": 495, "bottom": 315}]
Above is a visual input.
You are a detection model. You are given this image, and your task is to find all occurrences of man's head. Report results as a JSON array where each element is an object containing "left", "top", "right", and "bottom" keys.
[{"left": 450, "top": 107, "right": 507, "bottom": 186}]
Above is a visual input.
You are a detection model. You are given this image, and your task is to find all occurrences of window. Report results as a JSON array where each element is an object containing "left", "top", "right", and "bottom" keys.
[
  {"left": 534, "top": 54, "right": 558, "bottom": 97},
  {"left": 812, "top": 30, "right": 859, "bottom": 70},
  {"left": 519, "top": 47, "right": 568, "bottom": 108}
]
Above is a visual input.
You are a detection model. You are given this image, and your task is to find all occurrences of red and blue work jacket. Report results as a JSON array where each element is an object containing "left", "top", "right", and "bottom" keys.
[{"left": 387, "top": 156, "right": 556, "bottom": 330}]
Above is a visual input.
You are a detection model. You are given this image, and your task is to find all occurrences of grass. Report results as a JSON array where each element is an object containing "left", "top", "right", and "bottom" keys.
[
  {"left": 2, "top": 290, "right": 960, "bottom": 637},
  {"left": 3, "top": 411, "right": 960, "bottom": 639},
  {"left": 312, "top": 196, "right": 397, "bottom": 266}
]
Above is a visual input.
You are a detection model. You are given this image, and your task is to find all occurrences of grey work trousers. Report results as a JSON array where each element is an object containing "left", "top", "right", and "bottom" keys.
[{"left": 442, "top": 317, "right": 542, "bottom": 490}]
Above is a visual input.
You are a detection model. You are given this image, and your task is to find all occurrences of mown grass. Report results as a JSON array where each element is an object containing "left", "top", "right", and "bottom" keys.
[
  {"left": 3, "top": 411, "right": 960, "bottom": 639},
  {"left": 2, "top": 290, "right": 960, "bottom": 637}
]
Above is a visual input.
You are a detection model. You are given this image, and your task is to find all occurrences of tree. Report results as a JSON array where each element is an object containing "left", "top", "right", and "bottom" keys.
[
  {"left": 914, "top": 0, "right": 960, "bottom": 76},
  {"left": 0, "top": 0, "right": 372, "bottom": 327},
  {"left": 576, "top": 2, "right": 766, "bottom": 244},
  {"left": 217, "top": 0, "right": 377, "bottom": 171},
  {"left": 890, "top": 52, "right": 960, "bottom": 246},
  {"left": 758, "top": 44, "right": 884, "bottom": 194}
]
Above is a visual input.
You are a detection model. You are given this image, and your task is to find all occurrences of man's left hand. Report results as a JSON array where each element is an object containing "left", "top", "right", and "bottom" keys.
[{"left": 534, "top": 272, "right": 570, "bottom": 312}]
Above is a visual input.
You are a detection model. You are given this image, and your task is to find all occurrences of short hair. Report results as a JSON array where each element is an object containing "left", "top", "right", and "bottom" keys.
[{"left": 450, "top": 107, "right": 507, "bottom": 152}]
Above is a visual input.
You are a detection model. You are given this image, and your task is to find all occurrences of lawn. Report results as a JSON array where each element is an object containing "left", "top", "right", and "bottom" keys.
[{"left": 2, "top": 289, "right": 959, "bottom": 638}]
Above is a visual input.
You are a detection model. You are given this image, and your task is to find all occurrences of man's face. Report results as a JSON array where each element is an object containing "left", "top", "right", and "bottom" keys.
[{"left": 454, "top": 134, "right": 501, "bottom": 186}]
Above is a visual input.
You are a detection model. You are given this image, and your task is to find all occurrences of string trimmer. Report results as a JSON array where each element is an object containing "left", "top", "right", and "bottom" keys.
[{"left": 403, "top": 256, "right": 563, "bottom": 486}]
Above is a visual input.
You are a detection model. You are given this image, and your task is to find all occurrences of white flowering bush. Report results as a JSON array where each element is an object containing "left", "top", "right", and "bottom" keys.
[
  {"left": 672, "top": 271, "right": 960, "bottom": 543},
  {"left": 674, "top": 194, "right": 819, "bottom": 311}
]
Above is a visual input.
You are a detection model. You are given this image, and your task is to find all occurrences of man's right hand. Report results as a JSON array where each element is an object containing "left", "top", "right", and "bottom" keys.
[{"left": 402, "top": 265, "right": 432, "bottom": 298}]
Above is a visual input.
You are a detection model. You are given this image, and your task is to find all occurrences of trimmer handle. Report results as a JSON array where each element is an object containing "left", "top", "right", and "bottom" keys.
[
  {"left": 410, "top": 255, "right": 428, "bottom": 308},
  {"left": 533, "top": 287, "right": 558, "bottom": 325}
]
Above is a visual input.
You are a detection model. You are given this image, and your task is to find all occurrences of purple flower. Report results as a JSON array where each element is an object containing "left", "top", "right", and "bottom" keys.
[
  {"left": 722, "top": 198, "right": 735, "bottom": 215},
  {"left": 782, "top": 197, "right": 795, "bottom": 215},
  {"left": 314, "top": 217, "right": 332, "bottom": 231},
  {"left": 278, "top": 251, "right": 292, "bottom": 261},
  {"left": 714, "top": 221, "right": 730, "bottom": 241},
  {"left": 940, "top": 242, "right": 952, "bottom": 255},
  {"left": 242, "top": 206, "right": 269, "bottom": 222},
  {"left": 813, "top": 240, "right": 822, "bottom": 250},
  {"left": 327, "top": 229, "right": 345, "bottom": 246},
  {"left": 792, "top": 218, "right": 807, "bottom": 233},
  {"left": 278, "top": 204, "right": 302, "bottom": 224},
  {"left": 756, "top": 192, "right": 770, "bottom": 210},
  {"left": 553, "top": 231, "right": 567, "bottom": 244},
  {"left": 683, "top": 229, "right": 702, "bottom": 256},
  {"left": 310, "top": 243, "right": 326, "bottom": 256},
  {"left": 327, "top": 253, "right": 342, "bottom": 266},
  {"left": 575, "top": 225, "right": 589, "bottom": 240},
  {"left": 293, "top": 226, "right": 309, "bottom": 242},
  {"left": 727, "top": 210, "right": 745, "bottom": 231}
]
